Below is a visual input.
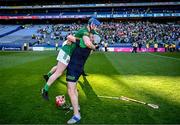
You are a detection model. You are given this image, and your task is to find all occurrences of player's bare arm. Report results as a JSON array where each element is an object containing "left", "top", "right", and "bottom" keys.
[{"left": 83, "top": 36, "right": 96, "bottom": 50}]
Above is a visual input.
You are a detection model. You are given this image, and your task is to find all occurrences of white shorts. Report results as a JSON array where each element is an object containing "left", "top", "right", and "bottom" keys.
[{"left": 56, "top": 49, "right": 70, "bottom": 66}]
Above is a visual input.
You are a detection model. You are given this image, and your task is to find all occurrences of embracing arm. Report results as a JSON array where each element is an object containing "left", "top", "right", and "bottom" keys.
[
  {"left": 83, "top": 36, "right": 96, "bottom": 50},
  {"left": 67, "top": 34, "right": 76, "bottom": 43}
]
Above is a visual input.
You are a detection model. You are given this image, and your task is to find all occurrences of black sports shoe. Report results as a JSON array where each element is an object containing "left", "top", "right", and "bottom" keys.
[
  {"left": 43, "top": 75, "right": 49, "bottom": 82},
  {"left": 41, "top": 88, "right": 49, "bottom": 101}
]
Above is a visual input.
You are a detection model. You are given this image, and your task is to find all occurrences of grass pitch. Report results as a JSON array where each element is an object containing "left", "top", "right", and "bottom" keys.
[{"left": 0, "top": 51, "right": 180, "bottom": 124}]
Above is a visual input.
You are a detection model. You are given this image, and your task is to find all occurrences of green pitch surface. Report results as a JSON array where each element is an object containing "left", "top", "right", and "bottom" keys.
[{"left": 0, "top": 51, "right": 180, "bottom": 124}]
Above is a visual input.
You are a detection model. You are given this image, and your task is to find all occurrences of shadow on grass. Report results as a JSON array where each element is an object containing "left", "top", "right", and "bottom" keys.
[
  {"left": 56, "top": 75, "right": 102, "bottom": 105},
  {"left": 78, "top": 76, "right": 101, "bottom": 103},
  {"left": 57, "top": 75, "right": 101, "bottom": 102}
]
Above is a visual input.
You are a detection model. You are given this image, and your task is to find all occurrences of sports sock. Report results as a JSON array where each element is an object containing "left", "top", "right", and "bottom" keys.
[
  {"left": 47, "top": 72, "right": 52, "bottom": 77},
  {"left": 44, "top": 83, "right": 49, "bottom": 91}
]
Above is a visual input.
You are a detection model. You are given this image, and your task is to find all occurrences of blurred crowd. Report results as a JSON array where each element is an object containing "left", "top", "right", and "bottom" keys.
[
  {"left": 32, "top": 21, "right": 180, "bottom": 49},
  {"left": 99, "top": 22, "right": 179, "bottom": 45},
  {"left": 31, "top": 24, "right": 79, "bottom": 45}
]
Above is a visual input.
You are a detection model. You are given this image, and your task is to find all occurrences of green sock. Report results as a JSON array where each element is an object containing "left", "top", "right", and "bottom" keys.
[
  {"left": 44, "top": 84, "right": 49, "bottom": 91},
  {"left": 47, "top": 72, "right": 52, "bottom": 77}
]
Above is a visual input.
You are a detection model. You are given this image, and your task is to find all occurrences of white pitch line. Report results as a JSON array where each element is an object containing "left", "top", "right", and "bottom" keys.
[{"left": 147, "top": 53, "right": 180, "bottom": 61}]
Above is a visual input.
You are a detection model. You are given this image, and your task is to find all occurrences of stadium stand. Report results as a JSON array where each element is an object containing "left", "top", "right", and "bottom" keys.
[
  {"left": 0, "top": 25, "right": 22, "bottom": 38},
  {"left": 0, "top": 0, "right": 179, "bottom": 51}
]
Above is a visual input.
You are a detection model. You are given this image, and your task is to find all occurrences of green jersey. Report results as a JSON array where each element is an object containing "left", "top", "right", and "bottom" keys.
[
  {"left": 75, "top": 27, "right": 89, "bottom": 38},
  {"left": 75, "top": 27, "right": 90, "bottom": 48},
  {"left": 61, "top": 43, "right": 76, "bottom": 56},
  {"left": 61, "top": 27, "right": 90, "bottom": 56},
  {"left": 79, "top": 38, "right": 87, "bottom": 48}
]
